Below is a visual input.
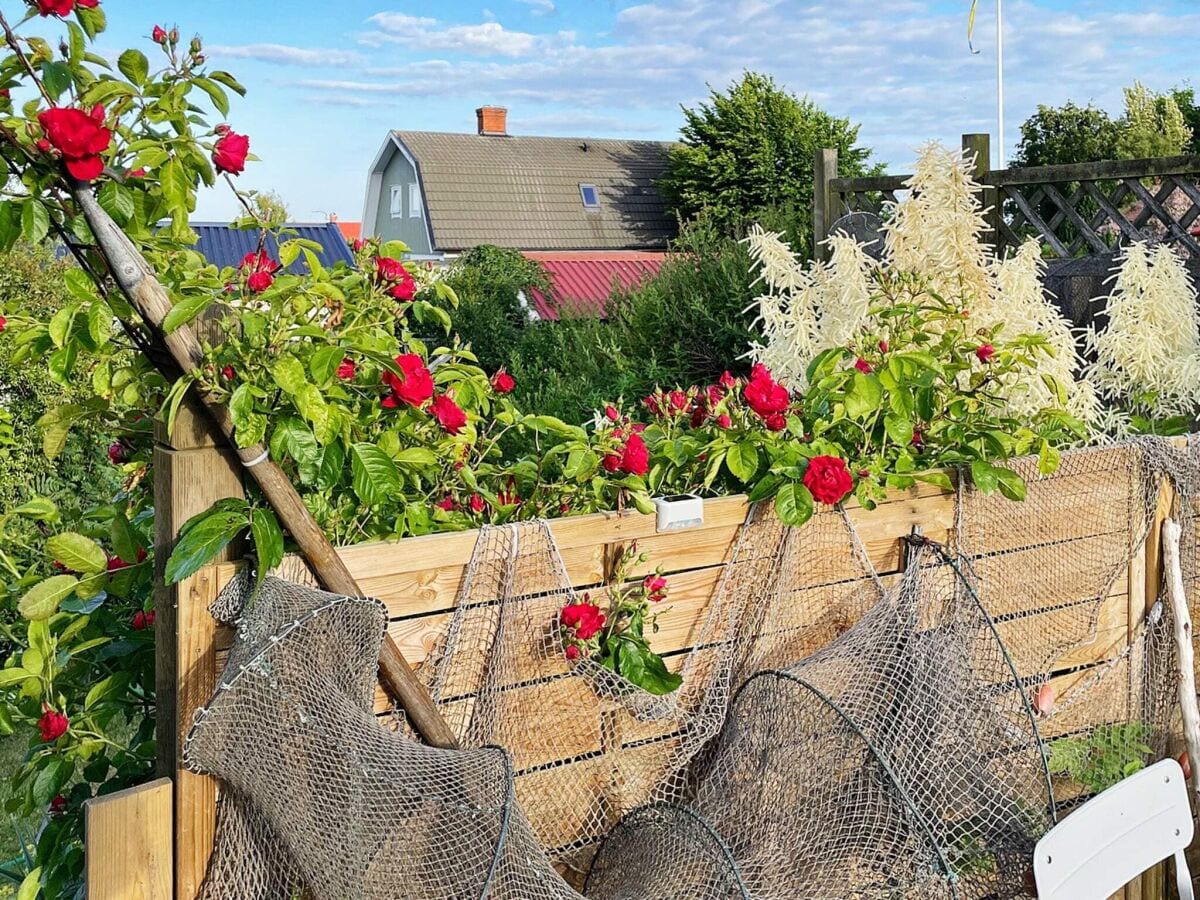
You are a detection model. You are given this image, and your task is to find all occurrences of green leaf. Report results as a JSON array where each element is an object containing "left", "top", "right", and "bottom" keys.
[
  {"left": 209, "top": 70, "right": 247, "bottom": 95},
  {"left": 773, "top": 482, "right": 814, "bottom": 527},
  {"left": 844, "top": 372, "right": 883, "bottom": 420},
  {"left": 97, "top": 180, "right": 135, "bottom": 223},
  {"left": 165, "top": 506, "right": 249, "bottom": 584},
  {"left": 1038, "top": 441, "right": 1062, "bottom": 476},
  {"left": 20, "top": 200, "right": 49, "bottom": 245},
  {"left": 746, "top": 473, "right": 783, "bottom": 503},
  {"left": 75, "top": 3, "right": 106, "bottom": 38},
  {"left": 914, "top": 471, "right": 954, "bottom": 492},
  {"left": 17, "top": 867, "right": 41, "bottom": 900},
  {"left": 193, "top": 76, "right": 230, "bottom": 116},
  {"left": 316, "top": 442, "right": 345, "bottom": 491},
  {"left": 349, "top": 443, "right": 401, "bottom": 506},
  {"left": 18, "top": 575, "right": 78, "bottom": 620},
  {"left": 309, "top": 345, "right": 343, "bottom": 385},
  {"left": 883, "top": 413, "right": 914, "bottom": 445},
  {"left": 45, "top": 532, "right": 106, "bottom": 574},
  {"left": 249, "top": 508, "right": 285, "bottom": 585},
  {"left": 41, "top": 61, "right": 72, "bottom": 100},
  {"left": 162, "top": 293, "right": 214, "bottom": 334},
  {"left": 271, "top": 355, "right": 309, "bottom": 394},
  {"left": 393, "top": 447, "right": 438, "bottom": 468},
  {"left": 110, "top": 512, "right": 140, "bottom": 564},
  {"left": 0, "top": 668, "right": 36, "bottom": 688},
  {"left": 726, "top": 441, "right": 759, "bottom": 483},
  {"left": 994, "top": 466, "right": 1027, "bottom": 502},
  {"left": 970, "top": 459, "right": 1000, "bottom": 495},
  {"left": 31, "top": 758, "right": 72, "bottom": 807},
  {"left": 12, "top": 497, "right": 58, "bottom": 522}
]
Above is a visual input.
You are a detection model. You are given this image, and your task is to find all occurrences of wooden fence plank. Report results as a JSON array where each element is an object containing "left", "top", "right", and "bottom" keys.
[{"left": 84, "top": 778, "right": 172, "bottom": 900}]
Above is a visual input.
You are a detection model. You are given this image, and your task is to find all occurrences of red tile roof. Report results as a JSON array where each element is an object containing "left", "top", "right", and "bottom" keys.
[
  {"left": 524, "top": 251, "right": 667, "bottom": 320},
  {"left": 336, "top": 220, "right": 361, "bottom": 241}
]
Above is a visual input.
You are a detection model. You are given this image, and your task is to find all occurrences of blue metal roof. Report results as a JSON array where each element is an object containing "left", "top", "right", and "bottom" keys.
[{"left": 190, "top": 222, "right": 355, "bottom": 272}]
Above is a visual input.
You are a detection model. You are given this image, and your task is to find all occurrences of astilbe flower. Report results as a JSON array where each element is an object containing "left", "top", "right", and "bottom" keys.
[{"left": 1084, "top": 242, "right": 1200, "bottom": 430}]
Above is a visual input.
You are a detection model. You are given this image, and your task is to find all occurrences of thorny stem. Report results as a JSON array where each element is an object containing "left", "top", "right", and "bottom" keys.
[{"left": 0, "top": 11, "right": 55, "bottom": 108}]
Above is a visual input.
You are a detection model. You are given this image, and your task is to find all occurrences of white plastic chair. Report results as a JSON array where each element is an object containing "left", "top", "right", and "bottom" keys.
[{"left": 1034, "top": 758, "right": 1194, "bottom": 899}]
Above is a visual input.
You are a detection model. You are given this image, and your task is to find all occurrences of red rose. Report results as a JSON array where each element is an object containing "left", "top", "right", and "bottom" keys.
[
  {"left": 490, "top": 369, "right": 515, "bottom": 394},
  {"left": 221, "top": 365, "right": 236, "bottom": 381},
  {"left": 351, "top": 238, "right": 367, "bottom": 252},
  {"left": 744, "top": 364, "right": 789, "bottom": 418},
  {"left": 565, "top": 644, "right": 581, "bottom": 660},
  {"left": 717, "top": 413, "right": 732, "bottom": 429},
  {"left": 604, "top": 405, "right": 620, "bottom": 422},
  {"left": 764, "top": 412, "right": 787, "bottom": 432},
  {"left": 718, "top": 370, "right": 737, "bottom": 389},
  {"left": 131, "top": 610, "right": 148, "bottom": 630},
  {"left": 975, "top": 343, "right": 995, "bottom": 364},
  {"left": 34, "top": 0, "right": 74, "bottom": 17},
  {"left": 601, "top": 453, "right": 621, "bottom": 473},
  {"left": 375, "top": 257, "right": 406, "bottom": 281},
  {"left": 429, "top": 393, "right": 467, "bottom": 434},
  {"left": 643, "top": 574, "right": 668, "bottom": 602},
  {"left": 212, "top": 128, "right": 249, "bottom": 175},
  {"left": 49, "top": 795, "right": 67, "bottom": 816},
  {"left": 0, "top": 316, "right": 7, "bottom": 332},
  {"left": 107, "top": 554, "right": 131, "bottom": 572},
  {"left": 389, "top": 277, "right": 416, "bottom": 302},
  {"left": 38, "top": 105, "right": 111, "bottom": 181},
  {"left": 803, "top": 455, "right": 854, "bottom": 506},
  {"left": 469, "top": 493, "right": 485, "bottom": 514},
  {"left": 854, "top": 357, "right": 873, "bottom": 374},
  {"left": 561, "top": 601, "right": 605, "bottom": 641},
  {"left": 38, "top": 708, "right": 68, "bottom": 742},
  {"left": 668, "top": 389, "right": 688, "bottom": 412},
  {"left": 643, "top": 392, "right": 663, "bottom": 417},
  {"left": 878, "top": 340, "right": 889, "bottom": 354},
  {"left": 336, "top": 358, "right": 356, "bottom": 380},
  {"left": 382, "top": 354, "right": 433, "bottom": 408},
  {"left": 240, "top": 250, "right": 279, "bottom": 293},
  {"left": 152, "top": 25, "right": 167, "bottom": 43},
  {"left": 620, "top": 433, "right": 649, "bottom": 476},
  {"left": 107, "top": 441, "right": 128, "bottom": 464},
  {"left": 434, "top": 496, "right": 456, "bottom": 512}
]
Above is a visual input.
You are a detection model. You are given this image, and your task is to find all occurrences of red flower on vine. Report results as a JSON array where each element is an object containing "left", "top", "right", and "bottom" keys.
[
  {"left": 336, "top": 358, "right": 356, "bottom": 380},
  {"left": 212, "top": 127, "right": 249, "bottom": 175},
  {"left": 561, "top": 601, "right": 605, "bottom": 641},
  {"left": 38, "top": 104, "right": 111, "bottom": 181},
  {"left": 803, "top": 455, "right": 853, "bottom": 506},
  {"left": 381, "top": 354, "right": 433, "bottom": 408},
  {"left": 429, "top": 393, "right": 467, "bottom": 434},
  {"left": 38, "top": 707, "right": 68, "bottom": 742}
]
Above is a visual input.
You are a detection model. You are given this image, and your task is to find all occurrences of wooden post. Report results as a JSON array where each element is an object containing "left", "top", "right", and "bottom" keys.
[
  {"left": 85, "top": 778, "right": 173, "bottom": 900},
  {"left": 154, "top": 402, "right": 244, "bottom": 900},
  {"left": 813, "top": 148, "right": 838, "bottom": 261},
  {"left": 962, "top": 133, "right": 997, "bottom": 250},
  {"left": 1163, "top": 519, "right": 1200, "bottom": 810}
]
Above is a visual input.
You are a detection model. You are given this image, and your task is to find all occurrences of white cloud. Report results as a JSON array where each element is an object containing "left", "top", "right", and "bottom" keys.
[
  {"left": 517, "top": 0, "right": 557, "bottom": 16},
  {"left": 362, "top": 12, "right": 557, "bottom": 57},
  {"left": 208, "top": 43, "right": 363, "bottom": 67}
]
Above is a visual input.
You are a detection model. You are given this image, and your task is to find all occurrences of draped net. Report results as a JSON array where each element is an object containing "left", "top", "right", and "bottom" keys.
[{"left": 185, "top": 439, "right": 1192, "bottom": 899}]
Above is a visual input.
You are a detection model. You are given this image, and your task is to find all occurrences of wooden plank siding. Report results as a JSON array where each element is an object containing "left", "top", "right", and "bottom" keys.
[
  {"left": 163, "top": 461, "right": 1180, "bottom": 898},
  {"left": 84, "top": 778, "right": 173, "bottom": 899}
]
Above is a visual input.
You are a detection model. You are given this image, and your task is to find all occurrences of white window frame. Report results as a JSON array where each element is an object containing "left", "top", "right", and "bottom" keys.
[
  {"left": 579, "top": 183, "right": 600, "bottom": 209},
  {"left": 389, "top": 185, "right": 403, "bottom": 218},
  {"left": 408, "top": 183, "right": 422, "bottom": 219}
]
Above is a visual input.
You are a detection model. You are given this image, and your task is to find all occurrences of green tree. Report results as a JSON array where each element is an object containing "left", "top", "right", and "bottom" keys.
[
  {"left": 1116, "top": 81, "right": 1192, "bottom": 160},
  {"left": 660, "top": 72, "right": 876, "bottom": 257},
  {"left": 1169, "top": 87, "right": 1200, "bottom": 155},
  {"left": 1013, "top": 102, "right": 1120, "bottom": 168}
]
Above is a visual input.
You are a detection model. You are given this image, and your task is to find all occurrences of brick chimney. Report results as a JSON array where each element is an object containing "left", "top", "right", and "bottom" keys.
[{"left": 476, "top": 106, "right": 508, "bottom": 136}]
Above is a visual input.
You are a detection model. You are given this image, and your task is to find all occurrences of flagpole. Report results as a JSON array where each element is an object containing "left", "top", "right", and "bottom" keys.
[{"left": 996, "top": 0, "right": 1005, "bottom": 168}]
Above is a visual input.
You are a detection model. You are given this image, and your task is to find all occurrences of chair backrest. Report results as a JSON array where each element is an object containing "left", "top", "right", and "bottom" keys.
[{"left": 1035, "top": 759, "right": 1194, "bottom": 900}]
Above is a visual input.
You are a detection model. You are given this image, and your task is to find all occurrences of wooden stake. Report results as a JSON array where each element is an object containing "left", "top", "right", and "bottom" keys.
[
  {"left": 71, "top": 183, "right": 458, "bottom": 750},
  {"left": 1163, "top": 517, "right": 1200, "bottom": 810}
]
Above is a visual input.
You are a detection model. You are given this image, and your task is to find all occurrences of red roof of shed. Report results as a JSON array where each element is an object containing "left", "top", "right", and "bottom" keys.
[{"left": 525, "top": 251, "right": 667, "bottom": 320}]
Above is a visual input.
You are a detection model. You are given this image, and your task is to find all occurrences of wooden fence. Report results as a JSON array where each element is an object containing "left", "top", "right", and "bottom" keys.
[
  {"left": 131, "top": 410, "right": 1181, "bottom": 899},
  {"left": 814, "top": 133, "right": 1200, "bottom": 263}
]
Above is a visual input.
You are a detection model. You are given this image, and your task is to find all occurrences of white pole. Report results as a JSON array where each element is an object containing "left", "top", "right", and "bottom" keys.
[{"left": 996, "top": 0, "right": 1005, "bottom": 168}]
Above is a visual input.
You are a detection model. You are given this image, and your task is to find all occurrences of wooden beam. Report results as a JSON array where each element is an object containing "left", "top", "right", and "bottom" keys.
[
  {"left": 813, "top": 147, "right": 838, "bottom": 261},
  {"left": 985, "top": 153, "right": 1200, "bottom": 187},
  {"left": 84, "top": 778, "right": 173, "bottom": 900}
]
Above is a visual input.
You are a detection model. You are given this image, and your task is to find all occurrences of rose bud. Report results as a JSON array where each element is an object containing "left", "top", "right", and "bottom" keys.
[
  {"left": 38, "top": 708, "right": 68, "bottom": 742},
  {"left": 108, "top": 441, "right": 128, "bottom": 464},
  {"left": 878, "top": 340, "right": 889, "bottom": 354},
  {"left": 975, "top": 343, "right": 995, "bottom": 364},
  {"left": 490, "top": 369, "right": 515, "bottom": 394},
  {"left": 152, "top": 25, "right": 167, "bottom": 43},
  {"left": 854, "top": 357, "right": 872, "bottom": 374}
]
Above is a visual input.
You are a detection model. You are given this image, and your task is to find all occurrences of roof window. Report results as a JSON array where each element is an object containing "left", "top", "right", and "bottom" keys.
[{"left": 579, "top": 183, "right": 600, "bottom": 209}]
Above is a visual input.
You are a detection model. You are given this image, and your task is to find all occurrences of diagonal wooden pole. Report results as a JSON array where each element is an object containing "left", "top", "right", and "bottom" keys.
[{"left": 71, "top": 183, "right": 459, "bottom": 750}]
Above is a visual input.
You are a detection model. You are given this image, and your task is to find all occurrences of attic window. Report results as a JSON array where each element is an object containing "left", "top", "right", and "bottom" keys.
[{"left": 579, "top": 183, "right": 600, "bottom": 209}]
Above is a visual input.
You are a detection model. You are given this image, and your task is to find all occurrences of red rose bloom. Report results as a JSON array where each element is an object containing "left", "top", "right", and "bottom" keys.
[
  {"left": 765, "top": 412, "right": 787, "bottom": 432},
  {"left": 668, "top": 389, "right": 688, "bottom": 412},
  {"left": 604, "top": 405, "right": 620, "bottom": 422},
  {"left": 221, "top": 365, "right": 236, "bottom": 381},
  {"left": 565, "top": 643, "right": 581, "bottom": 660},
  {"left": 429, "top": 393, "right": 468, "bottom": 434},
  {"left": 336, "top": 358, "right": 356, "bottom": 380},
  {"left": 717, "top": 413, "right": 732, "bottom": 429},
  {"left": 38, "top": 708, "right": 68, "bottom": 742},
  {"left": 212, "top": 128, "right": 249, "bottom": 175},
  {"left": 643, "top": 574, "right": 668, "bottom": 602},
  {"left": 375, "top": 256, "right": 406, "bottom": 281},
  {"left": 38, "top": 104, "right": 111, "bottom": 181},
  {"left": 744, "top": 364, "right": 789, "bottom": 418},
  {"left": 561, "top": 602, "right": 605, "bottom": 641},
  {"left": 152, "top": 25, "right": 167, "bottom": 43},
  {"left": 49, "top": 795, "right": 67, "bottom": 816},
  {"left": 620, "top": 433, "right": 649, "bottom": 476},
  {"left": 854, "top": 357, "right": 873, "bottom": 374},
  {"left": 131, "top": 610, "right": 148, "bottom": 630},
  {"left": 34, "top": 0, "right": 74, "bottom": 17},
  {"left": 0, "top": 316, "right": 7, "bottom": 332},
  {"left": 491, "top": 369, "right": 515, "bottom": 394},
  {"left": 434, "top": 496, "right": 456, "bottom": 512},
  {"left": 469, "top": 493, "right": 486, "bottom": 514},
  {"left": 108, "top": 441, "right": 127, "bottom": 464},
  {"left": 240, "top": 250, "right": 279, "bottom": 294},
  {"left": 975, "top": 343, "right": 995, "bottom": 364},
  {"left": 878, "top": 340, "right": 889, "bottom": 354},
  {"left": 389, "top": 277, "right": 416, "bottom": 302},
  {"left": 382, "top": 354, "right": 434, "bottom": 408},
  {"left": 601, "top": 453, "right": 621, "bottom": 473},
  {"left": 803, "top": 455, "right": 854, "bottom": 506},
  {"left": 718, "top": 370, "right": 737, "bottom": 389}
]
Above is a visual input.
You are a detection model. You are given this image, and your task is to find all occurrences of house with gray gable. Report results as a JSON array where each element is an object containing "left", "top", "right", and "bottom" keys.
[{"left": 361, "top": 107, "right": 677, "bottom": 260}]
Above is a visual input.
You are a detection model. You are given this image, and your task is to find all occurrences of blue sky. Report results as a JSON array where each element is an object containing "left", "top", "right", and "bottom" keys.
[{"left": 94, "top": 0, "right": 1199, "bottom": 221}]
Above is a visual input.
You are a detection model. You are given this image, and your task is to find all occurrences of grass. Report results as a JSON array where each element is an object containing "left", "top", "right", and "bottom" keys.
[{"left": 0, "top": 733, "right": 34, "bottom": 891}]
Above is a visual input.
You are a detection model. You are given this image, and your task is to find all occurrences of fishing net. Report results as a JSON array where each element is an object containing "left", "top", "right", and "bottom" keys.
[{"left": 185, "top": 439, "right": 1191, "bottom": 900}]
